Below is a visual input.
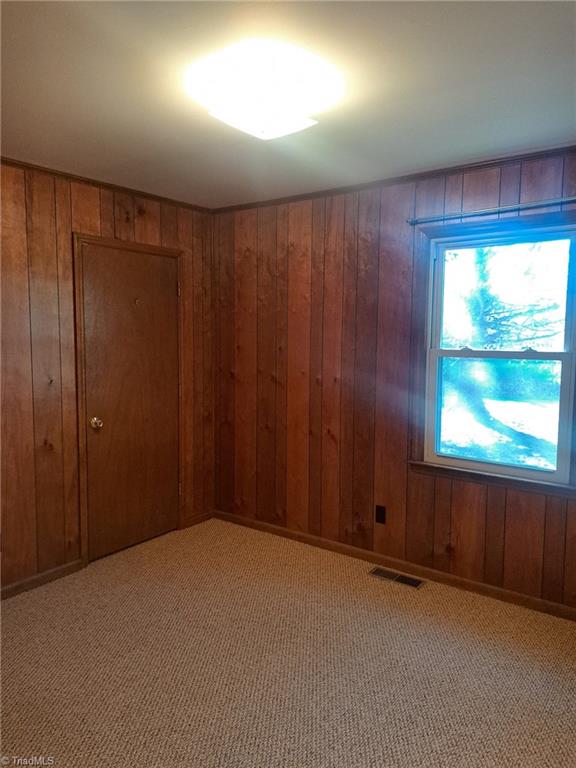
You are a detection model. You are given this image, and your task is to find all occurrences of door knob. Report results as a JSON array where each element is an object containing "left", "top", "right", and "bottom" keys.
[{"left": 90, "top": 416, "right": 104, "bottom": 431}]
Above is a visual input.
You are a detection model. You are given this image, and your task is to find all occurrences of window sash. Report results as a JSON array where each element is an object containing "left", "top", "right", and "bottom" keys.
[
  {"left": 430, "top": 232, "right": 576, "bottom": 354},
  {"left": 424, "top": 349, "right": 574, "bottom": 484},
  {"left": 424, "top": 229, "right": 576, "bottom": 486}
]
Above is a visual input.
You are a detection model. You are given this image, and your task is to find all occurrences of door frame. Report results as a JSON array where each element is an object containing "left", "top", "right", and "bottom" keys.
[{"left": 73, "top": 234, "right": 183, "bottom": 564}]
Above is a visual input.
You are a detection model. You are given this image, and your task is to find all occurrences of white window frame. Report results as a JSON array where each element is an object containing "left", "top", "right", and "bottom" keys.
[{"left": 424, "top": 224, "right": 576, "bottom": 486}]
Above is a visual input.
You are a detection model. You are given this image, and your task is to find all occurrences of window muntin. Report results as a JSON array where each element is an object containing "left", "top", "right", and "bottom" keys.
[{"left": 425, "top": 229, "right": 575, "bottom": 485}]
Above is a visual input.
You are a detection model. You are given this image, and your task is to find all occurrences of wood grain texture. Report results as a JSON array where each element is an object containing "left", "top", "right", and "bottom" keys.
[
  {"left": 321, "top": 196, "right": 345, "bottom": 542},
  {"left": 55, "top": 178, "right": 80, "bottom": 562},
  {"left": 234, "top": 209, "right": 258, "bottom": 518},
  {"left": 433, "top": 478, "right": 452, "bottom": 572},
  {"left": 462, "top": 167, "right": 501, "bottom": 219},
  {"left": 498, "top": 163, "right": 521, "bottom": 218},
  {"left": 308, "top": 199, "right": 325, "bottom": 537},
  {"left": 405, "top": 470, "right": 435, "bottom": 567},
  {"left": 190, "top": 211, "right": 205, "bottom": 519},
  {"left": 450, "top": 481, "right": 486, "bottom": 581},
  {"left": 26, "top": 170, "right": 66, "bottom": 572},
  {"left": 1, "top": 166, "right": 38, "bottom": 584},
  {"left": 542, "top": 496, "right": 567, "bottom": 603},
  {"left": 256, "top": 206, "right": 277, "bottom": 522},
  {"left": 373, "top": 183, "right": 414, "bottom": 559},
  {"left": 3, "top": 147, "right": 576, "bottom": 608},
  {"left": 215, "top": 213, "right": 235, "bottom": 515},
  {"left": 114, "top": 192, "right": 135, "bottom": 240},
  {"left": 71, "top": 182, "right": 101, "bottom": 235},
  {"left": 99, "top": 189, "right": 114, "bottom": 237},
  {"left": 202, "top": 212, "right": 215, "bottom": 514},
  {"left": 484, "top": 486, "right": 506, "bottom": 587},
  {"left": 339, "top": 193, "right": 359, "bottom": 545},
  {"left": 177, "top": 208, "right": 196, "bottom": 524},
  {"left": 349, "top": 188, "right": 380, "bottom": 551},
  {"left": 503, "top": 491, "right": 546, "bottom": 597},
  {"left": 275, "top": 205, "right": 289, "bottom": 527},
  {"left": 520, "top": 156, "right": 564, "bottom": 213},
  {"left": 286, "top": 201, "right": 312, "bottom": 532},
  {"left": 564, "top": 501, "right": 576, "bottom": 606},
  {"left": 212, "top": 148, "right": 576, "bottom": 611},
  {"left": 79, "top": 241, "right": 179, "bottom": 561},
  {"left": 134, "top": 197, "right": 161, "bottom": 245},
  {"left": 1, "top": 160, "right": 212, "bottom": 591}
]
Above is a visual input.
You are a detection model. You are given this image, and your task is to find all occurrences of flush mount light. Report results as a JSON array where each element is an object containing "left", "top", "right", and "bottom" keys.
[{"left": 184, "top": 38, "right": 344, "bottom": 140}]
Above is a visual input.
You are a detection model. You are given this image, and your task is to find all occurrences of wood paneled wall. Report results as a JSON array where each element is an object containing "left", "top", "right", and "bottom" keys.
[
  {"left": 1, "top": 164, "right": 214, "bottom": 590},
  {"left": 213, "top": 149, "right": 576, "bottom": 610}
]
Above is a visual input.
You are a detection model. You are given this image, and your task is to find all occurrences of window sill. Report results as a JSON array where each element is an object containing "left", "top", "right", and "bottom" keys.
[{"left": 408, "top": 460, "right": 576, "bottom": 498}]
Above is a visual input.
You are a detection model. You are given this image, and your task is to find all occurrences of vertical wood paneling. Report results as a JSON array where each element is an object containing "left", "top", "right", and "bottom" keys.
[
  {"left": 55, "top": 178, "right": 80, "bottom": 561},
  {"left": 339, "top": 193, "right": 359, "bottom": 545},
  {"left": 99, "top": 189, "right": 115, "bottom": 237},
  {"left": 202, "top": 213, "right": 215, "bottom": 514},
  {"left": 70, "top": 182, "right": 101, "bottom": 235},
  {"left": 498, "top": 163, "right": 521, "bottom": 217},
  {"left": 275, "top": 205, "right": 289, "bottom": 526},
  {"left": 349, "top": 188, "right": 380, "bottom": 551},
  {"left": 4, "top": 148, "right": 576, "bottom": 610},
  {"left": 503, "top": 491, "right": 546, "bottom": 597},
  {"left": 308, "top": 199, "right": 326, "bottom": 537},
  {"left": 564, "top": 501, "right": 576, "bottom": 606},
  {"left": 444, "top": 173, "right": 463, "bottom": 221},
  {"left": 520, "top": 156, "right": 564, "bottom": 213},
  {"left": 405, "top": 176, "right": 445, "bottom": 561},
  {"left": 114, "top": 192, "right": 135, "bottom": 240},
  {"left": 432, "top": 477, "right": 452, "bottom": 572},
  {"left": 450, "top": 481, "right": 486, "bottom": 581},
  {"left": 1, "top": 162, "right": 211, "bottom": 592},
  {"left": 286, "top": 201, "right": 312, "bottom": 531},
  {"left": 373, "top": 183, "right": 414, "bottom": 559},
  {"left": 484, "top": 486, "right": 506, "bottom": 586},
  {"left": 160, "top": 204, "right": 179, "bottom": 248},
  {"left": 562, "top": 152, "right": 576, "bottom": 210},
  {"left": 256, "top": 206, "right": 277, "bottom": 522},
  {"left": 177, "top": 207, "right": 195, "bottom": 524},
  {"left": 462, "top": 167, "right": 501, "bottom": 218},
  {"left": 1, "top": 166, "right": 37, "bottom": 583},
  {"left": 541, "top": 496, "right": 567, "bottom": 603},
  {"left": 26, "top": 170, "right": 66, "bottom": 572},
  {"left": 190, "top": 211, "right": 205, "bottom": 517},
  {"left": 234, "top": 209, "right": 258, "bottom": 518},
  {"left": 135, "top": 197, "right": 161, "bottom": 245},
  {"left": 321, "top": 196, "right": 345, "bottom": 542},
  {"left": 405, "top": 470, "right": 435, "bottom": 566},
  {"left": 215, "top": 213, "right": 235, "bottom": 514}
]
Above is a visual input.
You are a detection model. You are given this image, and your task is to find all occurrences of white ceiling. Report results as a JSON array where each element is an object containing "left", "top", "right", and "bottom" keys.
[{"left": 2, "top": 2, "right": 575, "bottom": 208}]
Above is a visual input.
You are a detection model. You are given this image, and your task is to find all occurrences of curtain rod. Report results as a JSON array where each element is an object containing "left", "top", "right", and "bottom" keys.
[{"left": 407, "top": 196, "right": 576, "bottom": 226}]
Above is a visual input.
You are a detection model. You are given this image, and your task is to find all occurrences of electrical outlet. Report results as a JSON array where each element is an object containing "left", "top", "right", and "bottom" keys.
[{"left": 375, "top": 505, "right": 386, "bottom": 524}]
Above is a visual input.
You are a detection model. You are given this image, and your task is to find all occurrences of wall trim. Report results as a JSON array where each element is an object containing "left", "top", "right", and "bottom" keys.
[
  {"left": 1, "top": 515, "right": 213, "bottom": 599},
  {"left": 1, "top": 560, "right": 85, "bottom": 600},
  {"left": 3, "top": 144, "right": 575, "bottom": 217},
  {"left": 213, "top": 512, "right": 576, "bottom": 623}
]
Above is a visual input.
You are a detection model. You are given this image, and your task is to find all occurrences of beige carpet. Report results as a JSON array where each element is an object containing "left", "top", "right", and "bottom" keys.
[{"left": 2, "top": 519, "right": 575, "bottom": 768}]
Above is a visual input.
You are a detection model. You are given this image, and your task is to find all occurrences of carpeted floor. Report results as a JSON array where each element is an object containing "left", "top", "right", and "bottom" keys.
[{"left": 2, "top": 519, "right": 575, "bottom": 768}]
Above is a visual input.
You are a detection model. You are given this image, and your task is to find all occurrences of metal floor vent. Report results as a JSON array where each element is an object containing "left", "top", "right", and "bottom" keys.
[{"left": 369, "top": 567, "right": 424, "bottom": 589}]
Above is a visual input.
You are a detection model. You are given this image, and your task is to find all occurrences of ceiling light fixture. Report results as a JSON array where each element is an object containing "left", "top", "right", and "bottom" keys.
[{"left": 184, "top": 38, "right": 345, "bottom": 140}]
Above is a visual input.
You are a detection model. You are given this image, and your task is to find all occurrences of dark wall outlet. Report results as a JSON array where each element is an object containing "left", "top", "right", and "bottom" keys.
[{"left": 375, "top": 505, "right": 386, "bottom": 524}]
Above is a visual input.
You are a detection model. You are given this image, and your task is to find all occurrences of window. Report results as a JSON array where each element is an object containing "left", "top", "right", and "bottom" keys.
[{"left": 425, "top": 225, "right": 576, "bottom": 485}]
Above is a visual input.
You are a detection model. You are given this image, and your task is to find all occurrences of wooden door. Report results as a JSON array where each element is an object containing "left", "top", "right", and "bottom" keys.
[{"left": 75, "top": 237, "right": 180, "bottom": 561}]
